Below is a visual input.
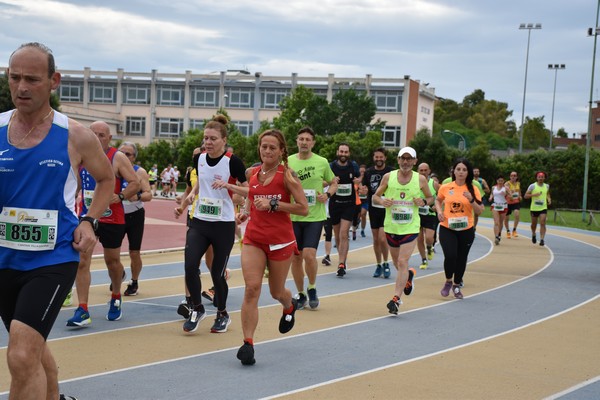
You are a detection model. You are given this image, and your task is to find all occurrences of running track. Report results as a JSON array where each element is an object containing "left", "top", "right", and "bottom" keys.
[{"left": 0, "top": 198, "right": 598, "bottom": 399}]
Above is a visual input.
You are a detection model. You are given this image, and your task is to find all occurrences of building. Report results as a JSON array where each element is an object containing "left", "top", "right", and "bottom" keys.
[{"left": 1, "top": 67, "right": 436, "bottom": 147}]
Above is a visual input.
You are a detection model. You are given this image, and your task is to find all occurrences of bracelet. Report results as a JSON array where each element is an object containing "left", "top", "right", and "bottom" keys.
[{"left": 326, "top": 192, "right": 331, "bottom": 199}]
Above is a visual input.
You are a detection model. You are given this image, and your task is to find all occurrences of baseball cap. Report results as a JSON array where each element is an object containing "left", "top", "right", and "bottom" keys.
[{"left": 398, "top": 146, "right": 417, "bottom": 158}]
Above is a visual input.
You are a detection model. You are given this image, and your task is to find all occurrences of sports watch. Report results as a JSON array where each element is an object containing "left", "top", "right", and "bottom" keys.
[{"left": 79, "top": 216, "right": 99, "bottom": 233}]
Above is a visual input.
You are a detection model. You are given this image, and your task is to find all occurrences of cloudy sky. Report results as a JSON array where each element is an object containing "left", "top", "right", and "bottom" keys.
[{"left": 0, "top": 0, "right": 596, "bottom": 135}]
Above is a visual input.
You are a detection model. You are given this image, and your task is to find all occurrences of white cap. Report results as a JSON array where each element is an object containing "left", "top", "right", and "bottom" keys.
[{"left": 398, "top": 146, "right": 416, "bottom": 158}]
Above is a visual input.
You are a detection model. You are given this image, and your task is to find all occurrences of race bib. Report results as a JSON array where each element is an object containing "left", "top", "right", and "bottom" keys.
[
  {"left": 511, "top": 192, "right": 519, "bottom": 199},
  {"left": 336, "top": 184, "right": 352, "bottom": 197},
  {"left": 418, "top": 205, "right": 430, "bottom": 216},
  {"left": 448, "top": 216, "right": 468, "bottom": 231},
  {"left": 83, "top": 189, "right": 111, "bottom": 217},
  {"left": 0, "top": 207, "right": 58, "bottom": 251},
  {"left": 534, "top": 199, "right": 544, "bottom": 206},
  {"left": 391, "top": 200, "right": 414, "bottom": 224},
  {"left": 304, "top": 189, "right": 316, "bottom": 206},
  {"left": 493, "top": 203, "right": 506, "bottom": 211},
  {"left": 198, "top": 197, "right": 223, "bottom": 219}
]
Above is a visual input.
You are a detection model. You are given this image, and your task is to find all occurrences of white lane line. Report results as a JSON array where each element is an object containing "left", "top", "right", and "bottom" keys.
[
  {"left": 543, "top": 375, "right": 600, "bottom": 400},
  {"left": 261, "top": 294, "right": 600, "bottom": 400}
]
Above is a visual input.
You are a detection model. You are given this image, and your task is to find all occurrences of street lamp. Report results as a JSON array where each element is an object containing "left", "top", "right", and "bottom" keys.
[
  {"left": 518, "top": 23, "right": 542, "bottom": 153},
  {"left": 547, "top": 64, "right": 566, "bottom": 149},
  {"left": 443, "top": 129, "right": 467, "bottom": 151},
  {"left": 583, "top": 2, "right": 600, "bottom": 221}
]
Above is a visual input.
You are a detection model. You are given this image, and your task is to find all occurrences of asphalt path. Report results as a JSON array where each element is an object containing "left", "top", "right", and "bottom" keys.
[{"left": 0, "top": 199, "right": 598, "bottom": 399}]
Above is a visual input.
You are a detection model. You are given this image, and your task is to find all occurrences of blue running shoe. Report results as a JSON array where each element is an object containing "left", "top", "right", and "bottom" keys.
[
  {"left": 67, "top": 306, "right": 91, "bottom": 327},
  {"left": 372, "top": 264, "right": 383, "bottom": 278},
  {"left": 107, "top": 298, "right": 122, "bottom": 321},
  {"left": 383, "top": 262, "right": 391, "bottom": 279}
]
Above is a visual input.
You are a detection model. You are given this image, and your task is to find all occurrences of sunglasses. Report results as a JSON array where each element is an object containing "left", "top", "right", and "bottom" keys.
[{"left": 120, "top": 151, "right": 134, "bottom": 157}]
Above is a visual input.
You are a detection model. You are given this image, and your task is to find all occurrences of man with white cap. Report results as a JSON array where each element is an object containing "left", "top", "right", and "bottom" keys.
[{"left": 372, "top": 146, "right": 433, "bottom": 314}]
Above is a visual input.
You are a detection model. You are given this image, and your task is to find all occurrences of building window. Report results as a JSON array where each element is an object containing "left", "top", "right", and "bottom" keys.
[
  {"left": 225, "top": 88, "right": 253, "bottom": 108},
  {"left": 373, "top": 92, "right": 402, "bottom": 112},
  {"left": 421, "top": 106, "right": 431, "bottom": 115},
  {"left": 381, "top": 125, "right": 401, "bottom": 147},
  {"left": 58, "top": 82, "right": 83, "bottom": 102},
  {"left": 123, "top": 85, "right": 150, "bottom": 104},
  {"left": 125, "top": 116, "right": 146, "bottom": 137},
  {"left": 232, "top": 120, "right": 253, "bottom": 136},
  {"left": 190, "top": 119, "right": 205, "bottom": 131},
  {"left": 89, "top": 83, "right": 116, "bottom": 103},
  {"left": 191, "top": 88, "right": 217, "bottom": 107},
  {"left": 261, "top": 89, "right": 289, "bottom": 109},
  {"left": 155, "top": 118, "right": 183, "bottom": 137},
  {"left": 595, "top": 134, "right": 600, "bottom": 141},
  {"left": 595, "top": 117, "right": 600, "bottom": 124},
  {"left": 157, "top": 86, "right": 184, "bottom": 106}
]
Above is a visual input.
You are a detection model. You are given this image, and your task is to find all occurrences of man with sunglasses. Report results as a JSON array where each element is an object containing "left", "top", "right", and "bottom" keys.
[{"left": 119, "top": 142, "right": 152, "bottom": 296}]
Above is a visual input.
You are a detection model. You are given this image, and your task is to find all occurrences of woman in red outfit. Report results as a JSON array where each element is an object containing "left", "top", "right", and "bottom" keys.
[{"left": 234, "top": 129, "right": 308, "bottom": 365}]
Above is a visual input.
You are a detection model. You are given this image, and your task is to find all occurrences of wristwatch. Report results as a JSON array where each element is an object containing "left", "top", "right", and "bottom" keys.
[
  {"left": 79, "top": 216, "right": 99, "bottom": 233},
  {"left": 118, "top": 193, "right": 125, "bottom": 202},
  {"left": 269, "top": 198, "right": 279, "bottom": 212}
]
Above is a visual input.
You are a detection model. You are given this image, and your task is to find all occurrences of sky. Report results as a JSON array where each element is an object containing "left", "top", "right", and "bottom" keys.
[{"left": 0, "top": 0, "right": 597, "bottom": 135}]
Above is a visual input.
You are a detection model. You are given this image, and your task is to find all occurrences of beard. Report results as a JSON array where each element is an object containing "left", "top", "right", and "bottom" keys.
[
  {"left": 338, "top": 155, "right": 348, "bottom": 163},
  {"left": 375, "top": 160, "right": 384, "bottom": 168}
]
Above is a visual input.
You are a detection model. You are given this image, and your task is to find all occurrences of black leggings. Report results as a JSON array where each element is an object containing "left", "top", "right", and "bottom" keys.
[
  {"left": 184, "top": 218, "right": 235, "bottom": 311},
  {"left": 438, "top": 226, "right": 475, "bottom": 285}
]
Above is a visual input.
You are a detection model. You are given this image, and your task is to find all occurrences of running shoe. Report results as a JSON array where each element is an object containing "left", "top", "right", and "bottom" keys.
[
  {"left": 124, "top": 281, "right": 138, "bottom": 296},
  {"left": 372, "top": 264, "right": 383, "bottom": 278},
  {"left": 107, "top": 298, "right": 122, "bottom": 321},
  {"left": 109, "top": 270, "right": 126, "bottom": 292},
  {"left": 183, "top": 306, "right": 206, "bottom": 333},
  {"left": 307, "top": 288, "right": 319, "bottom": 309},
  {"left": 322, "top": 255, "right": 331, "bottom": 266},
  {"left": 427, "top": 246, "right": 434, "bottom": 261},
  {"left": 383, "top": 262, "right": 391, "bottom": 279},
  {"left": 66, "top": 306, "right": 91, "bottom": 327},
  {"left": 352, "top": 230, "right": 357, "bottom": 241},
  {"left": 494, "top": 236, "right": 500, "bottom": 245},
  {"left": 62, "top": 289, "right": 73, "bottom": 307},
  {"left": 210, "top": 313, "right": 231, "bottom": 333},
  {"left": 361, "top": 229, "right": 366, "bottom": 238},
  {"left": 539, "top": 239, "right": 545, "bottom": 246},
  {"left": 202, "top": 288, "right": 215, "bottom": 304},
  {"left": 237, "top": 341, "right": 256, "bottom": 366},
  {"left": 532, "top": 235, "right": 537, "bottom": 244},
  {"left": 512, "top": 230, "right": 519, "bottom": 238},
  {"left": 59, "top": 395, "right": 78, "bottom": 400},
  {"left": 278, "top": 299, "right": 298, "bottom": 334},
  {"left": 506, "top": 231, "right": 512, "bottom": 239},
  {"left": 440, "top": 281, "right": 452, "bottom": 297},
  {"left": 419, "top": 259, "right": 428, "bottom": 270},
  {"left": 296, "top": 292, "right": 307, "bottom": 310},
  {"left": 177, "top": 300, "right": 191, "bottom": 319},
  {"left": 336, "top": 263, "right": 346, "bottom": 277},
  {"left": 452, "top": 285, "right": 464, "bottom": 299},
  {"left": 387, "top": 296, "right": 401, "bottom": 315},
  {"left": 403, "top": 268, "right": 416, "bottom": 296}
]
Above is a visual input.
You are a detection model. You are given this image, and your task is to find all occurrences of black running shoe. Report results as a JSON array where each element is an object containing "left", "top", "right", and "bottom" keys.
[
  {"left": 532, "top": 235, "right": 537, "bottom": 244},
  {"left": 322, "top": 255, "right": 331, "bottom": 266},
  {"left": 60, "top": 395, "right": 78, "bottom": 400},
  {"left": 387, "top": 297, "right": 401, "bottom": 315},
  {"left": 403, "top": 268, "right": 416, "bottom": 296},
  {"left": 539, "top": 239, "right": 545, "bottom": 246},
  {"left": 183, "top": 306, "right": 206, "bottom": 333},
  {"left": 336, "top": 263, "right": 346, "bottom": 277},
  {"left": 177, "top": 300, "right": 191, "bottom": 319},
  {"left": 307, "top": 288, "right": 319, "bottom": 309},
  {"left": 296, "top": 292, "right": 307, "bottom": 310},
  {"left": 201, "top": 288, "right": 214, "bottom": 303},
  {"left": 278, "top": 298, "right": 298, "bottom": 334},
  {"left": 124, "top": 281, "right": 138, "bottom": 296},
  {"left": 237, "top": 341, "right": 256, "bottom": 365}
]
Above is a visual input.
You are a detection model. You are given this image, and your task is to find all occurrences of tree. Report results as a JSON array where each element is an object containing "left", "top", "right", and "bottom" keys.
[
  {"left": 330, "top": 88, "right": 379, "bottom": 135},
  {"left": 521, "top": 116, "right": 548, "bottom": 149},
  {"left": 0, "top": 75, "right": 61, "bottom": 112},
  {"left": 556, "top": 127, "right": 568, "bottom": 138}
]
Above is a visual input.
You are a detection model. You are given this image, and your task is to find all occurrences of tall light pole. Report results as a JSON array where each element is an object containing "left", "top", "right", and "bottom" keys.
[
  {"left": 518, "top": 23, "right": 542, "bottom": 153},
  {"left": 547, "top": 64, "right": 566, "bottom": 149},
  {"left": 583, "top": 2, "right": 600, "bottom": 221},
  {"left": 443, "top": 129, "right": 467, "bottom": 151}
]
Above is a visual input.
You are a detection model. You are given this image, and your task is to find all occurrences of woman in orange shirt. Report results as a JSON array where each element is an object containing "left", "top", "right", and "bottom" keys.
[{"left": 434, "top": 158, "right": 484, "bottom": 299}]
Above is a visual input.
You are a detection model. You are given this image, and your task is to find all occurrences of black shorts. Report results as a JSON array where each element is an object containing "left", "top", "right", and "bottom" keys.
[
  {"left": 125, "top": 207, "right": 145, "bottom": 251},
  {"left": 329, "top": 201, "right": 356, "bottom": 225},
  {"left": 420, "top": 214, "right": 439, "bottom": 231},
  {"left": 98, "top": 222, "right": 126, "bottom": 249},
  {"left": 368, "top": 206, "right": 386, "bottom": 229},
  {"left": 507, "top": 203, "right": 521, "bottom": 215},
  {"left": 0, "top": 262, "right": 77, "bottom": 339},
  {"left": 530, "top": 209, "right": 547, "bottom": 218},
  {"left": 293, "top": 221, "right": 324, "bottom": 251}
]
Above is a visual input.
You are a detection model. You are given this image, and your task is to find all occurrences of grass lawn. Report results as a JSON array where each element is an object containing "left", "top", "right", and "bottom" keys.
[{"left": 480, "top": 207, "right": 600, "bottom": 233}]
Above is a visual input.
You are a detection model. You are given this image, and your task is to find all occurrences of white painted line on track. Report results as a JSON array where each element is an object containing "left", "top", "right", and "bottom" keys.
[{"left": 543, "top": 374, "right": 600, "bottom": 400}]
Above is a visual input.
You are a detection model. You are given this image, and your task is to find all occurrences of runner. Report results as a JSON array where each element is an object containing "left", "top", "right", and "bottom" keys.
[
  {"left": 435, "top": 158, "right": 484, "bottom": 299},
  {"left": 372, "top": 147, "right": 433, "bottom": 315},
  {"left": 489, "top": 174, "right": 509, "bottom": 245},
  {"left": 524, "top": 171, "right": 552, "bottom": 246},
  {"left": 504, "top": 171, "right": 522, "bottom": 238},
  {"left": 416, "top": 162, "right": 440, "bottom": 270},
  {"left": 288, "top": 127, "right": 336, "bottom": 310},
  {"left": 361, "top": 147, "right": 393, "bottom": 278},
  {"left": 234, "top": 129, "right": 308, "bottom": 365}
]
